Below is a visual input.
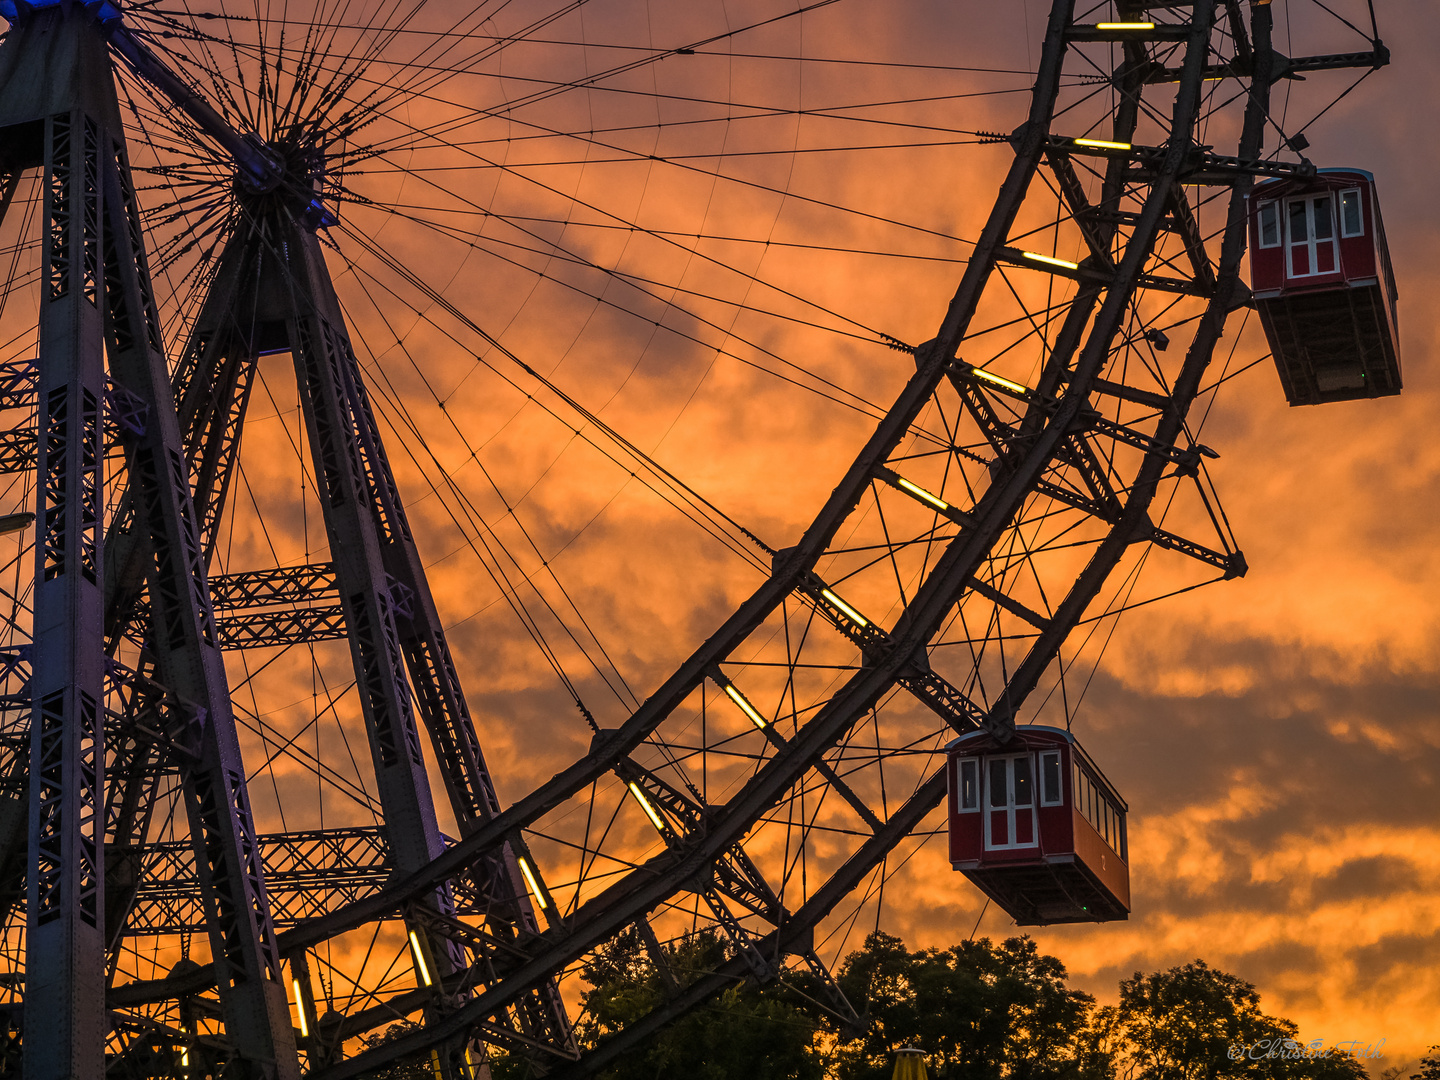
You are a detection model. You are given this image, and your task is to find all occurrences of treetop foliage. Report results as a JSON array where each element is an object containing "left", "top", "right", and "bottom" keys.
[
  {"left": 374, "top": 932, "right": 1382, "bottom": 1080},
  {"left": 1091, "top": 959, "right": 1368, "bottom": 1080},
  {"left": 1410, "top": 1048, "right": 1440, "bottom": 1080},
  {"left": 830, "top": 931, "right": 1097, "bottom": 1080}
]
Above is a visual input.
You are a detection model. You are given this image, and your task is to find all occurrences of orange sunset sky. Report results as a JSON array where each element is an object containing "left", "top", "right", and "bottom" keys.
[{"left": 10, "top": 0, "right": 1434, "bottom": 1067}]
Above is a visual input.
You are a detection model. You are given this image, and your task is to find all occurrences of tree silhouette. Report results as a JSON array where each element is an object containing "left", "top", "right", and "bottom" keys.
[
  {"left": 1090, "top": 960, "right": 1369, "bottom": 1080},
  {"left": 487, "top": 937, "right": 1377, "bottom": 1080},
  {"left": 1411, "top": 1047, "right": 1440, "bottom": 1080},
  {"left": 497, "top": 927, "right": 823, "bottom": 1080},
  {"left": 828, "top": 933, "right": 1099, "bottom": 1080}
]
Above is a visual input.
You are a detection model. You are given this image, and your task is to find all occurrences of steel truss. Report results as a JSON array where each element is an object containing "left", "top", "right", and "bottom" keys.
[
  {"left": 0, "top": 0, "right": 1387, "bottom": 1076},
  {"left": 275, "top": 2, "right": 1386, "bottom": 1075},
  {"left": 0, "top": 4, "right": 574, "bottom": 1075}
]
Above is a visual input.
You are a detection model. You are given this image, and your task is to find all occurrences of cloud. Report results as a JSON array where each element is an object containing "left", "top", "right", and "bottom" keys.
[{"left": 61, "top": 0, "right": 1438, "bottom": 1064}]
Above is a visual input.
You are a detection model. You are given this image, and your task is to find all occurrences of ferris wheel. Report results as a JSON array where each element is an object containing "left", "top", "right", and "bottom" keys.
[{"left": 0, "top": 0, "right": 1392, "bottom": 1076}]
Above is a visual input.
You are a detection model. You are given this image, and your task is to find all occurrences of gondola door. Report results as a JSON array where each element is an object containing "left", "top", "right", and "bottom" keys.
[
  {"left": 985, "top": 754, "right": 1038, "bottom": 851},
  {"left": 1286, "top": 192, "right": 1338, "bottom": 278}
]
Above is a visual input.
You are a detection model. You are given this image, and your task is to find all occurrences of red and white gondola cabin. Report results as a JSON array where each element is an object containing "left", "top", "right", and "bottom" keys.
[
  {"left": 1248, "top": 168, "right": 1401, "bottom": 406},
  {"left": 946, "top": 726, "right": 1129, "bottom": 925}
]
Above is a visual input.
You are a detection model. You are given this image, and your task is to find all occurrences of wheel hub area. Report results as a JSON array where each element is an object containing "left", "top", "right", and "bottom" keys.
[{"left": 236, "top": 130, "right": 337, "bottom": 230}]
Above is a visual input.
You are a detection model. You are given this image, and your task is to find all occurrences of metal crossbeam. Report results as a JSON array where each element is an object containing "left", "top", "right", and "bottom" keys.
[
  {"left": 126, "top": 827, "right": 389, "bottom": 935},
  {"left": 0, "top": 374, "right": 145, "bottom": 478},
  {"left": 208, "top": 563, "right": 337, "bottom": 608},
  {"left": 201, "top": 564, "right": 348, "bottom": 648},
  {"left": 612, "top": 758, "right": 860, "bottom": 1020},
  {"left": 0, "top": 429, "right": 35, "bottom": 474},
  {"left": 793, "top": 573, "right": 996, "bottom": 734},
  {"left": 214, "top": 606, "right": 347, "bottom": 649},
  {"left": 0, "top": 358, "right": 36, "bottom": 409},
  {"left": 1142, "top": 46, "right": 1388, "bottom": 83},
  {"left": 949, "top": 364, "right": 1245, "bottom": 584},
  {"left": 1066, "top": 22, "right": 1191, "bottom": 42}
]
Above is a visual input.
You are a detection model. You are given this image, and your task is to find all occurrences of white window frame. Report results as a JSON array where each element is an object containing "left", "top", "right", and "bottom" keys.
[
  {"left": 1285, "top": 193, "right": 1338, "bottom": 279},
  {"left": 957, "top": 757, "right": 980, "bottom": 813},
  {"left": 1339, "top": 188, "right": 1365, "bottom": 238},
  {"left": 983, "top": 753, "right": 1039, "bottom": 851},
  {"left": 1039, "top": 750, "right": 1063, "bottom": 806},
  {"left": 1256, "top": 199, "right": 1281, "bottom": 249}
]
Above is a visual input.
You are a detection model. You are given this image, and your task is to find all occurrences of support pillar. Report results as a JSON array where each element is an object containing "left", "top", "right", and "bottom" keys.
[{"left": 26, "top": 100, "right": 109, "bottom": 1080}]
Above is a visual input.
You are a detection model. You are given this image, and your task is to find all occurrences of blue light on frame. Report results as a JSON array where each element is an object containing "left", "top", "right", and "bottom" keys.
[{"left": 0, "top": 0, "right": 124, "bottom": 25}]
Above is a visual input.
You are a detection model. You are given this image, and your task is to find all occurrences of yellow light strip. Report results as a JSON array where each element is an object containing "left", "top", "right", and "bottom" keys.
[
  {"left": 1073, "top": 137, "right": 1132, "bottom": 151},
  {"left": 628, "top": 782, "right": 668, "bottom": 831},
  {"left": 723, "top": 683, "right": 768, "bottom": 729},
  {"left": 1020, "top": 251, "right": 1080, "bottom": 271},
  {"left": 821, "top": 588, "right": 869, "bottom": 627},
  {"left": 971, "top": 368, "right": 1030, "bottom": 395},
  {"left": 292, "top": 978, "right": 310, "bottom": 1038},
  {"left": 518, "top": 856, "right": 548, "bottom": 910},
  {"left": 1096, "top": 21, "right": 1155, "bottom": 30},
  {"left": 408, "top": 929, "right": 433, "bottom": 987},
  {"left": 896, "top": 476, "right": 949, "bottom": 511}
]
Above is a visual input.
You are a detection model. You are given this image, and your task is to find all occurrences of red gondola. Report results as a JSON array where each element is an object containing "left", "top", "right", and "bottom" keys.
[
  {"left": 947, "top": 726, "right": 1129, "bottom": 925},
  {"left": 1248, "top": 168, "right": 1401, "bottom": 406}
]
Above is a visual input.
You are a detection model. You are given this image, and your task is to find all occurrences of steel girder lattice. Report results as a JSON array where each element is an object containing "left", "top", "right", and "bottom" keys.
[
  {"left": 1, "top": 3, "right": 576, "bottom": 1075},
  {"left": 0, "top": 0, "right": 1389, "bottom": 1077}
]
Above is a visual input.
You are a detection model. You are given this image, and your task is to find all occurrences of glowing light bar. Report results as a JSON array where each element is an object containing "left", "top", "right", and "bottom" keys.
[
  {"left": 971, "top": 368, "right": 1030, "bottom": 395},
  {"left": 518, "top": 856, "right": 548, "bottom": 910},
  {"left": 292, "top": 979, "right": 309, "bottom": 1038},
  {"left": 723, "top": 683, "right": 768, "bottom": 729},
  {"left": 897, "top": 476, "right": 949, "bottom": 511},
  {"left": 1020, "top": 251, "right": 1080, "bottom": 271},
  {"left": 1096, "top": 21, "right": 1155, "bottom": 30},
  {"left": 821, "top": 588, "right": 869, "bottom": 627},
  {"left": 1073, "top": 137, "right": 1132, "bottom": 151},
  {"left": 182, "top": 1049, "right": 190, "bottom": 1068},
  {"left": 628, "top": 782, "right": 668, "bottom": 831},
  {"left": 409, "top": 929, "right": 433, "bottom": 987}
]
